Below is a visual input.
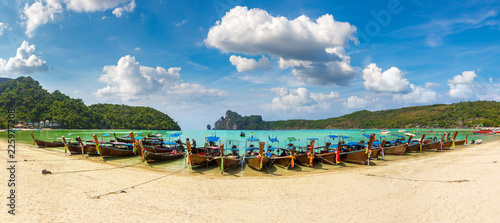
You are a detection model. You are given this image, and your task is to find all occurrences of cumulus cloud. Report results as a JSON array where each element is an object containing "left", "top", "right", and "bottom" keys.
[
  {"left": 206, "top": 6, "right": 358, "bottom": 86},
  {"left": 22, "top": 0, "right": 63, "bottom": 38},
  {"left": 362, "top": 63, "right": 411, "bottom": 93},
  {"left": 343, "top": 96, "right": 375, "bottom": 110},
  {"left": 448, "top": 71, "right": 478, "bottom": 99},
  {"left": 229, "top": 55, "right": 270, "bottom": 72},
  {"left": 425, "top": 82, "right": 440, "bottom": 88},
  {"left": 393, "top": 84, "right": 438, "bottom": 104},
  {"left": 96, "top": 55, "right": 180, "bottom": 100},
  {"left": 0, "top": 41, "right": 48, "bottom": 75},
  {"left": 0, "top": 22, "right": 8, "bottom": 36},
  {"left": 96, "top": 55, "right": 226, "bottom": 102},
  {"left": 112, "top": 0, "right": 136, "bottom": 18},
  {"left": 22, "top": 0, "right": 135, "bottom": 37},
  {"left": 263, "top": 87, "right": 340, "bottom": 113}
]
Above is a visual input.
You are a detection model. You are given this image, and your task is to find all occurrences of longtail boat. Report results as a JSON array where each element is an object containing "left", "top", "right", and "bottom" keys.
[
  {"left": 214, "top": 142, "right": 242, "bottom": 173},
  {"left": 186, "top": 136, "right": 219, "bottom": 168},
  {"left": 382, "top": 140, "right": 408, "bottom": 155},
  {"left": 93, "top": 133, "right": 137, "bottom": 157},
  {"left": 453, "top": 134, "right": 469, "bottom": 146},
  {"left": 267, "top": 138, "right": 295, "bottom": 169},
  {"left": 61, "top": 136, "right": 85, "bottom": 155},
  {"left": 138, "top": 140, "right": 184, "bottom": 163},
  {"left": 438, "top": 132, "right": 455, "bottom": 150},
  {"left": 406, "top": 135, "right": 425, "bottom": 152},
  {"left": 31, "top": 133, "right": 64, "bottom": 148},
  {"left": 113, "top": 133, "right": 133, "bottom": 143},
  {"left": 245, "top": 141, "right": 270, "bottom": 170},
  {"left": 421, "top": 133, "right": 447, "bottom": 152},
  {"left": 339, "top": 134, "right": 375, "bottom": 165},
  {"left": 293, "top": 138, "right": 317, "bottom": 167}
]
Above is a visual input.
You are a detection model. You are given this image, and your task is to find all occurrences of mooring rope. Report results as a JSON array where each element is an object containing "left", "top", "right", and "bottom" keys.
[
  {"left": 90, "top": 166, "right": 188, "bottom": 199},
  {"left": 365, "top": 173, "right": 470, "bottom": 183}
]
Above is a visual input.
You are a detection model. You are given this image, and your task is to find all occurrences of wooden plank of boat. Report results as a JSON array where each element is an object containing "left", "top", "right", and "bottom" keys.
[
  {"left": 406, "top": 134, "right": 426, "bottom": 152},
  {"left": 186, "top": 140, "right": 216, "bottom": 168},
  {"left": 245, "top": 142, "right": 270, "bottom": 170},
  {"left": 113, "top": 133, "right": 132, "bottom": 143},
  {"left": 62, "top": 136, "right": 86, "bottom": 155}
]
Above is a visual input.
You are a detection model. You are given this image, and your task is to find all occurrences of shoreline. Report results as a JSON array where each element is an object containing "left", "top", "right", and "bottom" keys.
[{"left": 1, "top": 139, "right": 499, "bottom": 222}]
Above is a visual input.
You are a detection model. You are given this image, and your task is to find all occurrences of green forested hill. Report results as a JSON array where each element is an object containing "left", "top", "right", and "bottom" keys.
[
  {"left": 0, "top": 76, "right": 180, "bottom": 130},
  {"left": 214, "top": 102, "right": 500, "bottom": 130}
]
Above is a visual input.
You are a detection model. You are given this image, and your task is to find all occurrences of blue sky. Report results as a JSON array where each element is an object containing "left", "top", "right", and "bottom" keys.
[{"left": 0, "top": 0, "right": 499, "bottom": 129}]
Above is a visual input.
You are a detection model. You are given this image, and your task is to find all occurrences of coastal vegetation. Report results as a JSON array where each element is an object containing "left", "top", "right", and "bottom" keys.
[
  {"left": 0, "top": 76, "right": 180, "bottom": 130},
  {"left": 214, "top": 102, "right": 500, "bottom": 130}
]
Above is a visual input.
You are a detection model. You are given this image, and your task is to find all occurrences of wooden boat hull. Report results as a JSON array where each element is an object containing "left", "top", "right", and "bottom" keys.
[
  {"left": 215, "top": 157, "right": 241, "bottom": 172},
  {"left": 144, "top": 151, "right": 184, "bottom": 163},
  {"left": 34, "top": 139, "right": 64, "bottom": 148},
  {"left": 315, "top": 152, "right": 336, "bottom": 165},
  {"left": 189, "top": 154, "right": 215, "bottom": 167},
  {"left": 99, "top": 146, "right": 137, "bottom": 157},
  {"left": 67, "top": 144, "right": 86, "bottom": 155},
  {"left": 371, "top": 148, "right": 381, "bottom": 159},
  {"left": 245, "top": 157, "right": 270, "bottom": 170},
  {"left": 384, "top": 144, "right": 408, "bottom": 155},
  {"left": 406, "top": 143, "right": 421, "bottom": 152},
  {"left": 293, "top": 153, "right": 311, "bottom": 166},
  {"left": 439, "top": 140, "right": 453, "bottom": 150},
  {"left": 269, "top": 156, "right": 294, "bottom": 169},
  {"left": 421, "top": 141, "right": 439, "bottom": 152},
  {"left": 340, "top": 150, "right": 367, "bottom": 165},
  {"left": 454, "top": 139, "right": 466, "bottom": 146}
]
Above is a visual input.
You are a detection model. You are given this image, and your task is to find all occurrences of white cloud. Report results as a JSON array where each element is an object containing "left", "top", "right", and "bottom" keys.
[
  {"left": 0, "top": 41, "right": 48, "bottom": 75},
  {"left": 229, "top": 55, "right": 270, "bottom": 72},
  {"left": 343, "top": 96, "right": 375, "bottom": 110},
  {"left": 448, "top": 71, "right": 478, "bottom": 99},
  {"left": 362, "top": 63, "right": 411, "bottom": 93},
  {"left": 393, "top": 84, "right": 438, "bottom": 104},
  {"left": 263, "top": 87, "right": 340, "bottom": 113},
  {"left": 167, "top": 83, "right": 227, "bottom": 100},
  {"left": 112, "top": 0, "right": 136, "bottom": 18},
  {"left": 96, "top": 55, "right": 180, "bottom": 100},
  {"left": 175, "top": 20, "right": 188, "bottom": 27},
  {"left": 21, "top": 0, "right": 135, "bottom": 37},
  {"left": 134, "top": 47, "right": 140, "bottom": 51},
  {"left": 22, "top": 0, "right": 63, "bottom": 38},
  {"left": 96, "top": 55, "right": 226, "bottom": 103},
  {"left": 0, "top": 22, "right": 8, "bottom": 36},
  {"left": 425, "top": 82, "right": 440, "bottom": 88},
  {"left": 206, "top": 6, "right": 358, "bottom": 86}
]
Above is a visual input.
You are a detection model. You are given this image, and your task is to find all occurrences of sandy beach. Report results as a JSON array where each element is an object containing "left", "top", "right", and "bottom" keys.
[{"left": 2, "top": 140, "right": 500, "bottom": 222}]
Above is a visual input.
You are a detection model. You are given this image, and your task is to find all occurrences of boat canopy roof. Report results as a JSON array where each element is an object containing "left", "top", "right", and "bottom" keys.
[
  {"left": 269, "top": 138, "right": 279, "bottom": 143},
  {"left": 341, "top": 136, "right": 350, "bottom": 139},
  {"left": 86, "top": 140, "right": 106, "bottom": 144},
  {"left": 287, "top": 137, "right": 297, "bottom": 141},
  {"left": 247, "top": 137, "right": 259, "bottom": 141},
  {"left": 111, "top": 142, "right": 127, "bottom": 145},
  {"left": 328, "top": 144, "right": 339, "bottom": 148},
  {"left": 362, "top": 134, "right": 371, "bottom": 138},
  {"left": 103, "top": 134, "right": 110, "bottom": 137},
  {"left": 267, "top": 147, "right": 278, "bottom": 150},
  {"left": 206, "top": 136, "right": 220, "bottom": 142},
  {"left": 246, "top": 147, "right": 259, "bottom": 151},
  {"left": 169, "top": 133, "right": 182, "bottom": 137},
  {"left": 328, "top": 135, "right": 338, "bottom": 138},
  {"left": 224, "top": 148, "right": 239, "bottom": 151},
  {"left": 307, "top": 138, "right": 318, "bottom": 141},
  {"left": 163, "top": 142, "right": 178, "bottom": 145}
]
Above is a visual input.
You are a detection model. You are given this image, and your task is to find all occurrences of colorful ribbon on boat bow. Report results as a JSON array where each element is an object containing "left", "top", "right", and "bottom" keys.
[
  {"left": 64, "top": 143, "right": 68, "bottom": 153},
  {"left": 258, "top": 155, "right": 263, "bottom": 170},
  {"left": 289, "top": 154, "right": 294, "bottom": 168},
  {"left": 335, "top": 148, "right": 341, "bottom": 164},
  {"left": 95, "top": 144, "right": 100, "bottom": 155},
  {"left": 307, "top": 152, "right": 314, "bottom": 168},
  {"left": 132, "top": 141, "right": 139, "bottom": 155}
]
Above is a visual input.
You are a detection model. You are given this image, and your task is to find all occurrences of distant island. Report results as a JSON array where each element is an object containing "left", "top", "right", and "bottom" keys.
[
  {"left": 214, "top": 102, "right": 500, "bottom": 130},
  {"left": 0, "top": 76, "right": 180, "bottom": 130}
]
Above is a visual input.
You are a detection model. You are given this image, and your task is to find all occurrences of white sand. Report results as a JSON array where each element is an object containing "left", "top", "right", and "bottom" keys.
[{"left": 1, "top": 140, "right": 499, "bottom": 222}]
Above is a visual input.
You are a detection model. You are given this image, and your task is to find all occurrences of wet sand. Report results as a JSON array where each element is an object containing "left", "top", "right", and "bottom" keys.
[{"left": 1, "top": 140, "right": 499, "bottom": 222}]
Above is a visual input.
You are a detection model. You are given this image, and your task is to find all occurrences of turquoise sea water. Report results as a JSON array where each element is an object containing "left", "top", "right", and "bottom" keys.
[{"left": 2, "top": 128, "right": 498, "bottom": 177}]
